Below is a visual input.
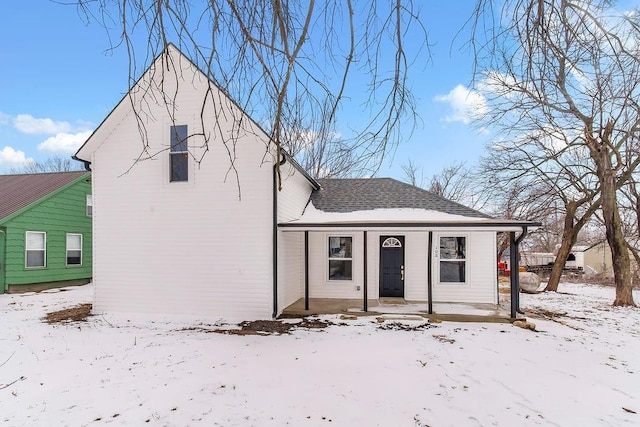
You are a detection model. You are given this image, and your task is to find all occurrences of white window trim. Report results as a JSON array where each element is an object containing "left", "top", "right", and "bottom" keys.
[
  {"left": 66, "top": 233, "right": 83, "bottom": 267},
  {"left": 435, "top": 233, "right": 469, "bottom": 286},
  {"left": 25, "top": 231, "right": 46, "bottom": 269},
  {"left": 164, "top": 117, "right": 196, "bottom": 187},
  {"left": 327, "top": 235, "right": 354, "bottom": 283}
]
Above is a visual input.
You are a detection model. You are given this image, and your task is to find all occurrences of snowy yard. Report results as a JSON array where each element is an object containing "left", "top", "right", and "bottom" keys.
[{"left": 1, "top": 283, "right": 638, "bottom": 426}]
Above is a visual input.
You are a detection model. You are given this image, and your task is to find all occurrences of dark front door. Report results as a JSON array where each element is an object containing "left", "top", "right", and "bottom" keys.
[{"left": 379, "top": 236, "right": 405, "bottom": 297}]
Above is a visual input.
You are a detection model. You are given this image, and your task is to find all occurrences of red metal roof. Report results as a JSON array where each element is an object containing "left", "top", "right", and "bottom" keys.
[{"left": 0, "top": 171, "right": 89, "bottom": 222}]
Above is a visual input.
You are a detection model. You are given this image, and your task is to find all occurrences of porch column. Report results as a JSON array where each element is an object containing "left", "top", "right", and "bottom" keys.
[
  {"left": 427, "top": 231, "right": 433, "bottom": 314},
  {"left": 363, "top": 231, "right": 368, "bottom": 312},
  {"left": 509, "top": 227, "right": 529, "bottom": 319},
  {"left": 509, "top": 231, "right": 519, "bottom": 319},
  {"left": 304, "top": 231, "right": 309, "bottom": 311}
]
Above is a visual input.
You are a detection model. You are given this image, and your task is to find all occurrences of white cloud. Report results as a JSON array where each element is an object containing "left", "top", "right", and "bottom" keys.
[
  {"left": 0, "top": 112, "right": 10, "bottom": 126},
  {"left": 0, "top": 146, "right": 33, "bottom": 168},
  {"left": 433, "top": 85, "right": 488, "bottom": 124},
  {"left": 38, "top": 131, "right": 93, "bottom": 154},
  {"left": 13, "top": 114, "right": 72, "bottom": 135}
]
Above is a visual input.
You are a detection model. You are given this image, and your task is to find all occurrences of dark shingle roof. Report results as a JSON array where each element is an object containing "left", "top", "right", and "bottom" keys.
[
  {"left": 311, "top": 178, "right": 491, "bottom": 219},
  {"left": 0, "top": 171, "right": 89, "bottom": 221}
]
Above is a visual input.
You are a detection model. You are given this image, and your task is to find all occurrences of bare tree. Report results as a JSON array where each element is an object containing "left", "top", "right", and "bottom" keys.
[
  {"left": 400, "top": 159, "right": 424, "bottom": 187},
  {"left": 428, "top": 162, "right": 478, "bottom": 206},
  {"left": 401, "top": 160, "right": 488, "bottom": 210},
  {"left": 282, "top": 130, "right": 364, "bottom": 179},
  {"left": 472, "top": 0, "right": 640, "bottom": 305},
  {"left": 10, "top": 156, "right": 84, "bottom": 174},
  {"left": 70, "top": 1, "right": 427, "bottom": 185}
]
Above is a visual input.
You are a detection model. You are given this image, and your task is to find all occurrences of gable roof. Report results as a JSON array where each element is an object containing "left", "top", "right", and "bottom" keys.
[
  {"left": 0, "top": 171, "right": 89, "bottom": 222},
  {"left": 74, "top": 43, "right": 319, "bottom": 190},
  {"left": 311, "top": 178, "right": 491, "bottom": 218}
]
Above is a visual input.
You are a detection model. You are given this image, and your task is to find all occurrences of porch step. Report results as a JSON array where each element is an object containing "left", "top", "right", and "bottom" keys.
[
  {"left": 378, "top": 297, "right": 407, "bottom": 305},
  {"left": 377, "top": 314, "right": 426, "bottom": 322}
]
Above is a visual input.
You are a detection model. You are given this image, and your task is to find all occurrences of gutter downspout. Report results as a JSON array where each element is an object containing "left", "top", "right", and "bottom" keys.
[
  {"left": 509, "top": 226, "right": 528, "bottom": 319},
  {"left": 272, "top": 154, "right": 287, "bottom": 319},
  {"left": 427, "top": 231, "right": 433, "bottom": 314}
]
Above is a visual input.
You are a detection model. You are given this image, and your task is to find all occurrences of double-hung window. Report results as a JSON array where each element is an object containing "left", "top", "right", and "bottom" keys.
[
  {"left": 66, "top": 233, "right": 83, "bottom": 266},
  {"left": 86, "top": 194, "right": 93, "bottom": 217},
  {"left": 439, "top": 236, "right": 466, "bottom": 283},
  {"left": 170, "top": 125, "right": 188, "bottom": 182},
  {"left": 25, "top": 231, "right": 46, "bottom": 268},
  {"left": 328, "top": 236, "right": 353, "bottom": 281}
]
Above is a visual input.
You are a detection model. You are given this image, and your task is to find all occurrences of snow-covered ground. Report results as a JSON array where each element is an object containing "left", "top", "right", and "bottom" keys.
[{"left": 1, "top": 283, "right": 638, "bottom": 426}]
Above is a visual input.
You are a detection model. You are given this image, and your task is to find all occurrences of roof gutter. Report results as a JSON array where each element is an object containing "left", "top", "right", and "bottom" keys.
[
  {"left": 272, "top": 154, "right": 287, "bottom": 318},
  {"left": 278, "top": 221, "right": 541, "bottom": 230},
  {"left": 71, "top": 155, "right": 92, "bottom": 172}
]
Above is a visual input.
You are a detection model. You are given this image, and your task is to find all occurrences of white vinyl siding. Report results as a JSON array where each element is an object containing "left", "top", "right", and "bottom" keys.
[
  {"left": 88, "top": 47, "right": 279, "bottom": 321},
  {"left": 277, "top": 160, "right": 315, "bottom": 223},
  {"left": 278, "top": 231, "right": 304, "bottom": 310}
]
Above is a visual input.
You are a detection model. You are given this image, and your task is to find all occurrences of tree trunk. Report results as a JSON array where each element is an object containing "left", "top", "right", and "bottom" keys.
[
  {"left": 601, "top": 170, "right": 635, "bottom": 306},
  {"left": 547, "top": 202, "right": 579, "bottom": 292},
  {"left": 586, "top": 122, "right": 636, "bottom": 307}
]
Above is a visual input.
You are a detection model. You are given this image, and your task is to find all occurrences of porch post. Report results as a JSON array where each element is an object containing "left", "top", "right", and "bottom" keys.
[
  {"left": 363, "top": 231, "right": 368, "bottom": 312},
  {"left": 304, "top": 231, "right": 309, "bottom": 311},
  {"left": 509, "top": 231, "right": 518, "bottom": 319},
  {"left": 427, "top": 231, "right": 433, "bottom": 314}
]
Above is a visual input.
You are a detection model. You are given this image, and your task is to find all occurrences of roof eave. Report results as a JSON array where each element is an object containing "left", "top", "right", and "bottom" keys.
[{"left": 278, "top": 220, "right": 540, "bottom": 231}]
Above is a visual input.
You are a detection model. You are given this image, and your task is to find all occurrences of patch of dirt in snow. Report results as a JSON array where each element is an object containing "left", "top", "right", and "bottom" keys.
[
  {"left": 43, "top": 303, "right": 93, "bottom": 324},
  {"left": 432, "top": 334, "right": 455, "bottom": 344},
  {"left": 179, "top": 318, "right": 336, "bottom": 336},
  {"left": 377, "top": 321, "right": 436, "bottom": 331}
]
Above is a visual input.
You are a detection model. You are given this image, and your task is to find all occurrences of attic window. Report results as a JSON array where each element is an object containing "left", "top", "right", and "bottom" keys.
[{"left": 170, "top": 125, "right": 188, "bottom": 182}]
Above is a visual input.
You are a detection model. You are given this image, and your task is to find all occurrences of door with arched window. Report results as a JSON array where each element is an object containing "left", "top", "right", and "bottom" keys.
[{"left": 380, "top": 236, "right": 404, "bottom": 297}]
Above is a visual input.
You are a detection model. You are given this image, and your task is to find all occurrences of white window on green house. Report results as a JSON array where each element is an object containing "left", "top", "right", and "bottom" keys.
[
  {"left": 25, "top": 231, "right": 46, "bottom": 268},
  {"left": 328, "top": 236, "right": 353, "bottom": 281},
  {"left": 86, "top": 194, "right": 93, "bottom": 217},
  {"left": 170, "top": 125, "right": 188, "bottom": 182},
  {"left": 66, "top": 233, "right": 83, "bottom": 266},
  {"left": 439, "top": 236, "right": 466, "bottom": 283}
]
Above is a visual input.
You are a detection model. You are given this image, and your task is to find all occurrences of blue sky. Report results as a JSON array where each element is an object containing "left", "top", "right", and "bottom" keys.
[{"left": 0, "top": 1, "right": 496, "bottom": 179}]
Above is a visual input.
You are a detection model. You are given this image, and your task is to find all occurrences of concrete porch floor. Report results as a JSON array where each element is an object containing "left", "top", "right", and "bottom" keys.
[{"left": 280, "top": 297, "right": 521, "bottom": 323}]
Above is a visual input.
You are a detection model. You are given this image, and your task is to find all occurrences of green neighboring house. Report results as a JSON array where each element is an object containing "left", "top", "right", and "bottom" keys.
[{"left": 0, "top": 171, "right": 92, "bottom": 293}]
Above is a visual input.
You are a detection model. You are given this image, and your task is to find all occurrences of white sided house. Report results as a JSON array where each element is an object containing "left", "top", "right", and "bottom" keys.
[{"left": 75, "top": 44, "right": 538, "bottom": 322}]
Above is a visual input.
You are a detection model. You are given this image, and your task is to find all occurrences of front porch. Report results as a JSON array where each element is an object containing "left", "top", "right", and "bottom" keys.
[
  {"left": 279, "top": 227, "right": 535, "bottom": 321},
  {"left": 280, "top": 297, "right": 522, "bottom": 323}
]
